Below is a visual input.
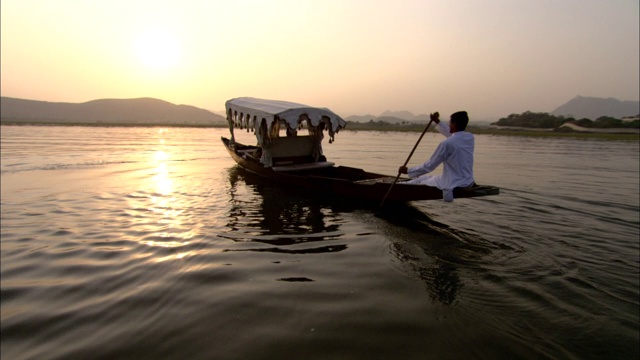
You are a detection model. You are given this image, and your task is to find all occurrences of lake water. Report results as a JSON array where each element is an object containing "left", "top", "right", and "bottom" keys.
[{"left": 1, "top": 125, "right": 638, "bottom": 359}]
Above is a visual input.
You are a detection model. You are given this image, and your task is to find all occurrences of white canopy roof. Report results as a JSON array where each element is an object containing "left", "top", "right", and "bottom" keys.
[{"left": 225, "top": 97, "right": 347, "bottom": 133}]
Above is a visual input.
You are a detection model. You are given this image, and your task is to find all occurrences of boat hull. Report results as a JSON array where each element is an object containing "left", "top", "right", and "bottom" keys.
[{"left": 221, "top": 137, "right": 499, "bottom": 203}]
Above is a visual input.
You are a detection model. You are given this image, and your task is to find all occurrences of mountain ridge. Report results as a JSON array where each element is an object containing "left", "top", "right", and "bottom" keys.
[
  {"left": 346, "top": 96, "right": 639, "bottom": 123},
  {"left": 1, "top": 97, "right": 226, "bottom": 125},
  {"left": 2, "top": 95, "right": 637, "bottom": 126},
  {"left": 550, "top": 96, "right": 639, "bottom": 120}
]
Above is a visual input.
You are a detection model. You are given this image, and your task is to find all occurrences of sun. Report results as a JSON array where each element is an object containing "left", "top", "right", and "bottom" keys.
[{"left": 134, "top": 29, "right": 181, "bottom": 70}]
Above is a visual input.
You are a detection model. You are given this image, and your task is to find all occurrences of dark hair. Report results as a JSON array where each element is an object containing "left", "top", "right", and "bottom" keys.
[{"left": 451, "top": 111, "right": 469, "bottom": 131}]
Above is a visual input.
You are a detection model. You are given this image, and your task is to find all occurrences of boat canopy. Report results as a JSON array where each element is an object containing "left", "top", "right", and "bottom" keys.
[
  {"left": 225, "top": 97, "right": 348, "bottom": 167},
  {"left": 225, "top": 97, "right": 347, "bottom": 141}
]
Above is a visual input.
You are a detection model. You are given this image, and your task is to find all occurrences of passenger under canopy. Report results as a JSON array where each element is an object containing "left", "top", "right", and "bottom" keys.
[{"left": 225, "top": 97, "right": 347, "bottom": 167}]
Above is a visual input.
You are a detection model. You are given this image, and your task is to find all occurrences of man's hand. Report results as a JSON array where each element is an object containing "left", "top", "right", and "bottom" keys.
[
  {"left": 398, "top": 165, "right": 408, "bottom": 174},
  {"left": 430, "top": 112, "right": 440, "bottom": 124}
]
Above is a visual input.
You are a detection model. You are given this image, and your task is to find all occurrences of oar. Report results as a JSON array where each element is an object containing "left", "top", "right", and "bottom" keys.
[{"left": 379, "top": 116, "right": 436, "bottom": 208}]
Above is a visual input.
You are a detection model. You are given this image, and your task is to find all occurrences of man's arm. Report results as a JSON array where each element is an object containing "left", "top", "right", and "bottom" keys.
[
  {"left": 436, "top": 122, "right": 451, "bottom": 137},
  {"left": 399, "top": 142, "right": 449, "bottom": 177},
  {"left": 430, "top": 112, "right": 451, "bottom": 138},
  {"left": 398, "top": 112, "right": 446, "bottom": 175},
  {"left": 431, "top": 113, "right": 451, "bottom": 137}
]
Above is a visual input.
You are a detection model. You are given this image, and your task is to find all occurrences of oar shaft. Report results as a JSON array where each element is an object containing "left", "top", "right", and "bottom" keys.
[
  {"left": 402, "top": 119, "right": 434, "bottom": 167},
  {"left": 380, "top": 118, "right": 435, "bottom": 207}
]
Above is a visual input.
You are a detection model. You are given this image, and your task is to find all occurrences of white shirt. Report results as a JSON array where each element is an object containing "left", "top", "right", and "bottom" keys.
[{"left": 406, "top": 122, "right": 475, "bottom": 195}]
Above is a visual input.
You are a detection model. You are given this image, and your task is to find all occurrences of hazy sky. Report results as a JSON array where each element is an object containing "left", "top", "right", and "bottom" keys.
[{"left": 2, "top": 0, "right": 638, "bottom": 120}]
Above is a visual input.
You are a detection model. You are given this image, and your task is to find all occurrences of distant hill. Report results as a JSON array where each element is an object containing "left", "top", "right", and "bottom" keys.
[
  {"left": 0, "top": 97, "right": 227, "bottom": 125},
  {"left": 346, "top": 114, "right": 410, "bottom": 124},
  {"left": 346, "top": 110, "right": 429, "bottom": 124},
  {"left": 379, "top": 110, "right": 429, "bottom": 122},
  {"left": 345, "top": 114, "right": 379, "bottom": 123},
  {"left": 551, "top": 96, "right": 639, "bottom": 120}
]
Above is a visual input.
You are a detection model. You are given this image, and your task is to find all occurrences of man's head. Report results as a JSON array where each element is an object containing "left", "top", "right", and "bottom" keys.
[{"left": 450, "top": 111, "right": 469, "bottom": 132}]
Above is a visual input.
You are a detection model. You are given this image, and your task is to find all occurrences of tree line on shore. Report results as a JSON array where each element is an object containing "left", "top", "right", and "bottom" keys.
[
  {"left": 345, "top": 111, "right": 639, "bottom": 131},
  {"left": 492, "top": 111, "right": 639, "bottom": 129}
]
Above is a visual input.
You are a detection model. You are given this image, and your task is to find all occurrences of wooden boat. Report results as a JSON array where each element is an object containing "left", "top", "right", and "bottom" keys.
[{"left": 221, "top": 97, "right": 499, "bottom": 203}]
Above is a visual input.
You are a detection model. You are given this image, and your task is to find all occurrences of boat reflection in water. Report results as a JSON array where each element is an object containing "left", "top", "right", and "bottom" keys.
[
  {"left": 223, "top": 166, "right": 495, "bottom": 305},
  {"left": 376, "top": 204, "right": 495, "bottom": 305},
  {"left": 223, "top": 166, "right": 347, "bottom": 254}
]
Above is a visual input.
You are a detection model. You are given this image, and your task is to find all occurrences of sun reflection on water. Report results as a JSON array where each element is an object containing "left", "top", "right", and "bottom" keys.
[
  {"left": 153, "top": 162, "right": 173, "bottom": 196},
  {"left": 154, "top": 250, "right": 198, "bottom": 263},
  {"left": 130, "top": 131, "right": 193, "bottom": 253},
  {"left": 141, "top": 240, "right": 188, "bottom": 248}
]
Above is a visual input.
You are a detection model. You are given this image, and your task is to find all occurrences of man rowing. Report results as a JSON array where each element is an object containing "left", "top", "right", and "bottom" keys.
[{"left": 398, "top": 111, "right": 475, "bottom": 202}]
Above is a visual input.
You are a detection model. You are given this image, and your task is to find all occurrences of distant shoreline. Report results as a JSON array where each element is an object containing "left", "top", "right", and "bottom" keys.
[
  {"left": 2, "top": 120, "right": 638, "bottom": 141},
  {"left": 0, "top": 120, "right": 218, "bottom": 128}
]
